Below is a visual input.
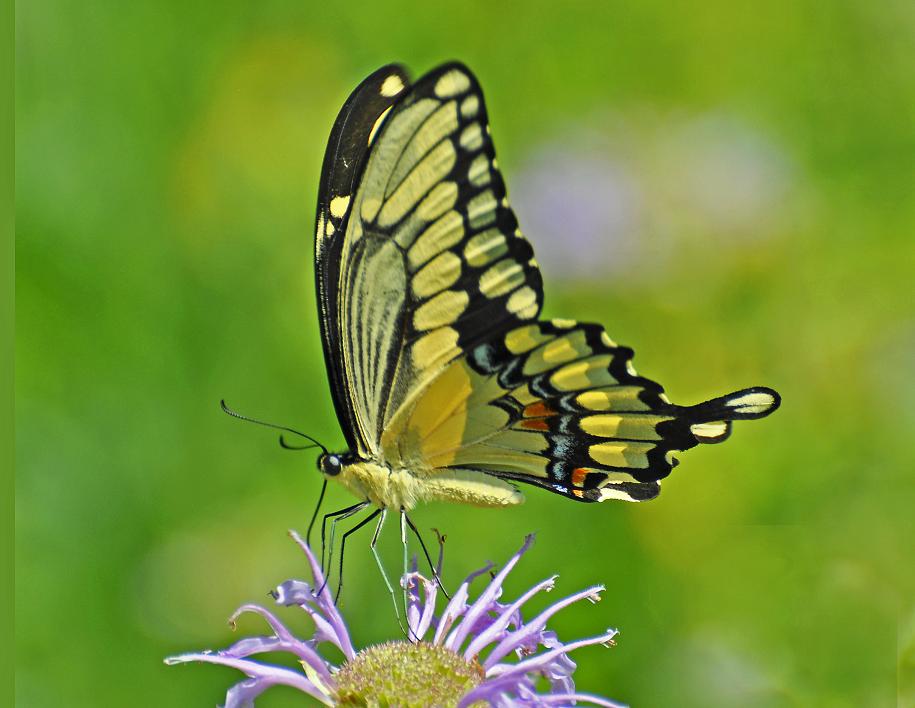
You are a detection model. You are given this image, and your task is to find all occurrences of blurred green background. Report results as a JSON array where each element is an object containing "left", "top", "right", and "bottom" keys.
[{"left": 16, "top": 1, "right": 915, "bottom": 706}]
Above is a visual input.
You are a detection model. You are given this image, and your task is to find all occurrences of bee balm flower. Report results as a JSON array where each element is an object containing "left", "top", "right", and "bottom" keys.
[{"left": 166, "top": 531, "right": 624, "bottom": 707}]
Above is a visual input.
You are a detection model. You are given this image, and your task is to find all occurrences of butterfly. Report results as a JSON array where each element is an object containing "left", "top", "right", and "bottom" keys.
[{"left": 312, "top": 62, "right": 780, "bottom": 519}]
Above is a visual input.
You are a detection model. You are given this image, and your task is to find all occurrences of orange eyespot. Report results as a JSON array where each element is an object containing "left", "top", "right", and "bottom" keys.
[
  {"left": 523, "top": 401, "right": 556, "bottom": 418},
  {"left": 571, "top": 468, "right": 588, "bottom": 486},
  {"left": 519, "top": 418, "right": 550, "bottom": 431}
]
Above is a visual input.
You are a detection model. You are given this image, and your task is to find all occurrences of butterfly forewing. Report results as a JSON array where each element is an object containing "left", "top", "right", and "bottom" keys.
[{"left": 332, "top": 64, "right": 543, "bottom": 455}]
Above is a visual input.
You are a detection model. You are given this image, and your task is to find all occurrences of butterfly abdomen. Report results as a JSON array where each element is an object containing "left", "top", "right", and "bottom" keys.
[{"left": 335, "top": 458, "right": 524, "bottom": 510}]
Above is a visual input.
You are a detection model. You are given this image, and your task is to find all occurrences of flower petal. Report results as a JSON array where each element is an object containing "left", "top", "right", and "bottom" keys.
[
  {"left": 164, "top": 653, "right": 333, "bottom": 706},
  {"left": 537, "top": 629, "right": 576, "bottom": 694},
  {"left": 404, "top": 556, "right": 424, "bottom": 633},
  {"left": 486, "top": 628, "right": 619, "bottom": 684},
  {"left": 457, "top": 673, "right": 537, "bottom": 707},
  {"left": 445, "top": 534, "right": 535, "bottom": 652},
  {"left": 288, "top": 529, "right": 356, "bottom": 660},
  {"left": 228, "top": 604, "right": 332, "bottom": 681},
  {"left": 483, "top": 585, "right": 605, "bottom": 669},
  {"left": 432, "top": 562, "right": 494, "bottom": 645},
  {"left": 463, "top": 575, "right": 558, "bottom": 661},
  {"left": 402, "top": 571, "right": 438, "bottom": 641},
  {"left": 274, "top": 579, "right": 350, "bottom": 652},
  {"left": 538, "top": 693, "right": 628, "bottom": 707}
]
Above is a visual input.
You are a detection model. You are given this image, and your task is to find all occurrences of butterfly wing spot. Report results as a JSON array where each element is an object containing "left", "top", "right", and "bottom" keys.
[
  {"left": 523, "top": 330, "right": 588, "bottom": 376},
  {"left": 589, "top": 441, "right": 653, "bottom": 469},
  {"left": 464, "top": 229, "right": 508, "bottom": 267},
  {"left": 460, "top": 94, "right": 480, "bottom": 118},
  {"left": 598, "top": 484, "right": 660, "bottom": 502},
  {"left": 407, "top": 211, "right": 465, "bottom": 270},
  {"left": 367, "top": 105, "right": 394, "bottom": 145},
  {"left": 487, "top": 428, "right": 550, "bottom": 455},
  {"left": 468, "top": 153, "right": 491, "bottom": 187},
  {"left": 580, "top": 414, "right": 667, "bottom": 441},
  {"left": 523, "top": 401, "right": 556, "bottom": 418},
  {"left": 505, "top": 286, "right": 538, "bottom": 319},
  {"left": 416, "top": 180, "right": 459, "bottom": 222},
  {"left": 380, "top": 73, "right": 406, "bottom": 97},
  {"left": 724, "top": 390, "right": 780, "bottom": 417},
  {"left": 600, "top": 331, "right": 617, "bottom": 348},
  {"left": 466, "top": 189, "right": 497, "bottom": 228},
  {"left": 412, "top": 326, "right": 460, "bottom": 370},
  {"left": 413, "top": 290, "right": 470, "bottom": 331},
  {"left": 378, "top": 142, "right": 457, "bottom": 227},
  {"left": 576, "top": 388, "right": 651, "bottom": 412},
  {"left": 329, "top": 195, "right": 351, "bottom": 218},
  {"left": 412, "top": 251, "right": 462, "bottom": 299},
  {"left": 550, "top": 355, "right": 615, "bottom": 392},
  {"left": 479, "top": 259, "right": 525, "bottom": 298},
  {"left": 519, "top": 418, "right": 550, "bottom": 431},
  {"left": 504, "top": 325, "right": 553, "bottom": 355},
  {"left": 459, "top": 123, "right": 484, "bottom": 150},
  {"left": 386, "top": 102, "right": 459, "bottom": 197},
  {"left": 434, "top": 69, "right": 471, "bottom": 98},
  {"left": 690, "top": 421, "right": 731, "bottom": 443}
]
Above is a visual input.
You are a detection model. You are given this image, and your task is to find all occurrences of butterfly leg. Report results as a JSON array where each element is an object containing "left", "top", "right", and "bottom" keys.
[
  {"left": 306, "top": 479, "right": 328, "bottom": 546},
  {"left": 371, "top": 508, "right": 407, "bottom": 636},
  {"left": 319, "top": 501, "right": 369, "bottom": 593},
  {"left": 321, "top": 500, "right": 368, "bottom": 575},
  {"left": 334, "top": 507, "right": 381, "bottom": 602},
  {"left": 399, "top": 511, "right": 409, "bottom": 623},
  {"left": 402, "top": 512, "right": 451, "bottom": 600}
]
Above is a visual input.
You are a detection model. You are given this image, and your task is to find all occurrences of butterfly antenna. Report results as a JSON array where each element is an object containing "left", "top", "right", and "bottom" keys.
[
  {"left": 219, "top": 400, "right": 328, "bottom": 454},
  {"left": 279, "top": 434, "right": 321, "bottom": 451}
]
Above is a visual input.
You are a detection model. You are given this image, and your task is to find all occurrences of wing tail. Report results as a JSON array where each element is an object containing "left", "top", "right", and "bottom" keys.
[{"left": 684, "top": 387, "right": 781, "bottom": 444}]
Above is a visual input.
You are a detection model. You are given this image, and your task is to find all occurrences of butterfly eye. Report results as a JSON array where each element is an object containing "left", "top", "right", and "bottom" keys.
[{"left": 320, "top": 454, "right": 342, "bottom": 477}]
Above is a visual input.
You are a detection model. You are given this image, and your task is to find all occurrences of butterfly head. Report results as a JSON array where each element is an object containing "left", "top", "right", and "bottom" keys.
[{"left": 318, "top": 452, "right": 348, "bottom": 477}]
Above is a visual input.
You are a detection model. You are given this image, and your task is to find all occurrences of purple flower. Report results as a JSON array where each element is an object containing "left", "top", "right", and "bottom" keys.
[{"left": 166, "top": 531, "right": 625, "bottom": 707}]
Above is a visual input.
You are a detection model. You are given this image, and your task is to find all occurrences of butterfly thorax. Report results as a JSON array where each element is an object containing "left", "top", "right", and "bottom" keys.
[{"left": 333, "top": 459, "right": 423, "bottom": 511}]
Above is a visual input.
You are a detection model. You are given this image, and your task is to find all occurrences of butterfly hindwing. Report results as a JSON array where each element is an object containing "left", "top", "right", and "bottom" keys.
[{"left": 382, "top": 319, "right": 780, "bottom": 502}]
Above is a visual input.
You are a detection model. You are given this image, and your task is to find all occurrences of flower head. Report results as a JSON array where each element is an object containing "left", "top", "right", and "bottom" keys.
[{"left": 166, "top": 531, "right": 625, "bottom": 707}]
